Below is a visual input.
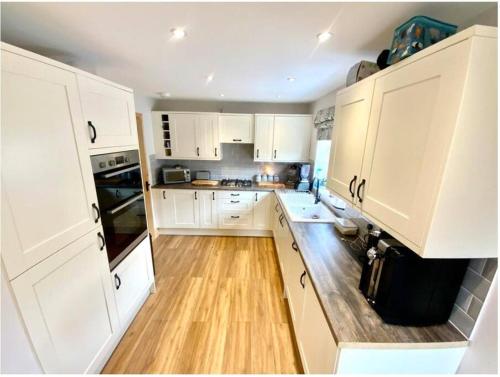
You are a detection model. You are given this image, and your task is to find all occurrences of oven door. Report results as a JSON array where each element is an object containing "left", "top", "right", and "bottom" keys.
[{"left": 94, "top": 163, "right": 148, "bottom": 270}]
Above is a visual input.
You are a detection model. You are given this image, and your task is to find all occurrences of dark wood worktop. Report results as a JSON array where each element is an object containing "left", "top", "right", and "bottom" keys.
[
  {"left": 275, "top": 192, "right": 467, "bottom": 346},
  {"left": 152, "top": 182, "right": 275, "bottom": 192}
]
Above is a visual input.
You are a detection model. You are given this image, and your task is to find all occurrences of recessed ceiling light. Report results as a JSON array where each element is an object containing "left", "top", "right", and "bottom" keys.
[
  {"left": 159, "top": 92, "right": 171, "bottom": 98},
  {"left": 219, "top": 93, "right": 225, "bottom": 97},
  {"left": 317, "top": 31, "right": 332, "bottom": 43},
  {"left": 170, "top": 28, "right": 187, "bottom": 39},
  {"left": 287, "top": 76, "right": 296, "bottom": 82},
  {"left": 276, "top": 94, "right": 282, "bottom": 99},
  {"left": 206, "top": 74, "right": 214, "bottom": 83}
]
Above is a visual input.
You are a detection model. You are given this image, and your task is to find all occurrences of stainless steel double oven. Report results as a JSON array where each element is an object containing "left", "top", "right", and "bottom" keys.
[{"left": 91, "top": 150, "right": 148, "bottom": 270}]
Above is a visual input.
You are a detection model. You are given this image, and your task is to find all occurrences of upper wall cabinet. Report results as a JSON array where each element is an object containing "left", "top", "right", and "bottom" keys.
[
  {"left": 326, "top": 79, "right": 374, "bottom": 204},
  {"left": 153, "top": 112, "right": 221, "bottom": 160},
  {"left": 219, "top": 113, "right": 254, "bottom": 143},
  {"left": 328, "top": 26, "right": 497, "bottom": 258},
  {"left": 254, "top": 114, "right": 312, "bottom": 162},
  {"left": 78, "top": 76, "right": 138, "bottom": 152},
  {"left": 1, "top": 48, "right": 101, "bottom": 279}
]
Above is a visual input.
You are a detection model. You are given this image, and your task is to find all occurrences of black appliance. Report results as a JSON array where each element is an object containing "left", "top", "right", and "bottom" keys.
[
  {"left": 359, "top": 232, "right": 468, "bottom": 326},
  {"left": 91, "top": 150, "right": 148, "bottom": 270},
  {"left": 220, "top": 178, "right": 252, "bottom": 187}
]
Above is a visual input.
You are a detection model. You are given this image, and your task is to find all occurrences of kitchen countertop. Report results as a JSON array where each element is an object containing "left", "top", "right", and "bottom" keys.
[
  {"left": 152, "top": 182, "right": 275, "bottom": 192},
  {"left": 274, "top": 191, "right": 467, "bottom": 346}
]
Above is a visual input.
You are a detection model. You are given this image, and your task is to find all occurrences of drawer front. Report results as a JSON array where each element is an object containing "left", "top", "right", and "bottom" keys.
[
  {"left": 216, "top": 191, "right": 256, "bottom": 200},
  {"left": 219, "top": 212, "right": 253, "bottom": 228},
  {"left": 221, "top": 198, "right": 254, "bottom": 211}
]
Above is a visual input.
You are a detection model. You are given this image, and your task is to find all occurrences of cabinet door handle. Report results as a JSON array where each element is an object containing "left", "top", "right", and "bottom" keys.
[
  {"left": 145, "top": 181, "right": 151, "bottom": 192},
  {"left": 230, "top": 200, "right": 240, "bottom": 203},
  {"left": 92, "top": 203, "right": 100, "bottom": 223},
  {"left": 212, "top": 192, "right": 215, "bottom": 200},
  {"left": 255, "top": 193, "right": 258, "bottom": 202},
  {"left": 231, "top": 215, "right": 240, "bottom": 219},
  {"left": 356, "top": 179, "right": 366, "bottom": 203},
  {"left": 300, "top": 271, "right": 306, "bottom": 288},
  {"left": 274, "top": 149, "right": 277, "bottom": 159},
  {"left": 256, "top": 149, "right": 260, "bottom": 159},
  {"left": 114, "top": 273, "right": 121, "bottom": 290},
  {"left": 274, "top": 203, "right": 279, "bottom": 212},
  {"left": 163, "top": 191, "right": 166, "bottom": 199},
  {"left": 349, "top": 175, "right": 357, "bottom": 198},
  {"left": 88, "top": 121, "right": 97, "bottom": 143},
  {"left": 214, "top": 147, "right": 218, "bottom": 157},
  {"left": 233, "top": 138, "right": 242, "bottom": 142},
  {"left": 230, "top": 193, "right": 240, "bottom": 197},
  {"left": 97, "top": 232, "right": 106, "bottom": 251},
  {"left": 195, "top": 191, "right": 198, "bottom": 200},
  {"left": 292, "top": 241, "right": 298, "bottom": 252},
  {"left": 196, "top": 147, "right": 200, "bottom": 157},
  {"left": 279, "top": 214, "right": 284, "bottom": 227}
]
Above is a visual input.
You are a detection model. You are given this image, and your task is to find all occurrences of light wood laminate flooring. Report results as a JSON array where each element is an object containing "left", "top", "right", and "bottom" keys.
[{"left": 103, "top": 236, "right": 302, "bottom": 374}]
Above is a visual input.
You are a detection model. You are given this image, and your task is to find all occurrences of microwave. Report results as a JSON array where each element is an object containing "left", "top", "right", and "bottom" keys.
[{"left": 162, "top": 167, "right": 191, "bottom": 184}]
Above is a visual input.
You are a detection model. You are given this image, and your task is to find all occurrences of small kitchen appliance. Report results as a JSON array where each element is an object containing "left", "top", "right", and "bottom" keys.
[
  {"left": 359, "top": 232, "right": 468, "bottom": 326},
  {"left": 286, "top": 164, "right": 300, "bottom": 188},
  {"left": 295, "top": 164, "right": 311, "bottom": 192},
  {"left": 162, "top": 167, "right": 191, "bottom": 184},
  {"left": 195, "top": 171, "right": 211, "bottom": 180}
]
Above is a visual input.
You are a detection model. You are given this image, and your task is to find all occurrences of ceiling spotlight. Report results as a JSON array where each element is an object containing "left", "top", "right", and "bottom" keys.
[
  {"left": 287, "top": 76, "right": 296, "bottom": 82},
  {"left": 206, "top": 74, "right": 214, "bottom": 83},
  {"left": 317, "top": 31, "right": 332, "bottom": 43},
  {"left": 159, "top": 92, "right": 171, "bottom": 98},
  {"left": 170, "top": 28, "right": 187, "bottom": 39},
  {"left": 219, "top": 93, "right": 225, "bottom": 97}
]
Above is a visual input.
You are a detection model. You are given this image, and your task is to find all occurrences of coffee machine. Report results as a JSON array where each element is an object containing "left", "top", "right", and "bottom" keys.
[{"left": 295, "top": 164, "right": 311, "bottom": 191}]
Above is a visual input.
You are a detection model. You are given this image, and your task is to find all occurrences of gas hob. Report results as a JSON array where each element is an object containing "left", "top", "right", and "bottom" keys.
[{"left": 220, "top": 179, "right": 252, "bottom": 187}]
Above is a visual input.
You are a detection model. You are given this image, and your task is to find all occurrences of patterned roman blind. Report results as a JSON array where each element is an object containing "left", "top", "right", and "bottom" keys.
[{"left": 314, "top": 106, "right": 335, "bottom": 140}]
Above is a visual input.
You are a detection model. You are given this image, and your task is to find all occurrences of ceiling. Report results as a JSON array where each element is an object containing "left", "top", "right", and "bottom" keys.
[{"left": 1, "top": 2, "right": 496, "bottom": 103}]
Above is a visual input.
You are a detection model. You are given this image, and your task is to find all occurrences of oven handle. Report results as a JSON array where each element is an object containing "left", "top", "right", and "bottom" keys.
[
  {"left": 100, "top": 164, "right": 140, "bottom": 179},
  {"left": 107, "top": 192, "right": 144, "bottom": 215}
]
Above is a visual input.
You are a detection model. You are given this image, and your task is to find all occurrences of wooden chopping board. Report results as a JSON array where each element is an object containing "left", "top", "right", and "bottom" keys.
[
  {"left": 257, "top": 182, "right": 285, "bottom": 189},
  {"left": 191, "top": 179, "right": 219, "bottom": 186}
]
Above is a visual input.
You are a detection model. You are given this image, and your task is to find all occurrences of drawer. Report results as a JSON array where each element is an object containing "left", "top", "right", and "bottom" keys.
[
  {"left": 221, "top": 198, "right": 253, "bottom": 211},
  {"left": 219, "top": 212, "right": 253, "bottom": 228},
  {"left": 216, "top": 191, "right": 256, "bottom": 200}
]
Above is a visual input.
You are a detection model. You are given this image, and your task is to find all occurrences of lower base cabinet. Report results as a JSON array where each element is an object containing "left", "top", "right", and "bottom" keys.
[
  {"left": 10, "top": 229, "right": 120, "bottom": 373},
  {"left": 111, "top": 236, "right": 154, "bottom": 326}
]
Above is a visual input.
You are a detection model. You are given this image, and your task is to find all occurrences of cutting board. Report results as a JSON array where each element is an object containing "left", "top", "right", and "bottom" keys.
[
  {"left": 257, "top": 182, "right": 285, "bottom": 189},
  {"left": 191, "top": 179, "right": 219, "bottom": 186}
]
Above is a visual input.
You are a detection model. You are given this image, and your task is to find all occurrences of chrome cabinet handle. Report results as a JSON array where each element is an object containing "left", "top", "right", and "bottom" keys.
[
  {"left": 356, "top": 179, "right": 366, "bottom": 203},
  {"left": 88, "top": 121, "right": 97, "bottom": 143},
  {"left": 114, "top": 273, "right": 121, "bottom": 290},
  {"left": 92, "top": 203, "right": 100, "bottom": 223},
  {"left": 97, "top": 232, "right": 106, "bottom": 251},
  {"left": 300, "top": 271, "right": 306, "bottom": 288}
]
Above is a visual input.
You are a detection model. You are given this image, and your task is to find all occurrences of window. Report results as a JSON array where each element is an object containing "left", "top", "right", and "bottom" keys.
[{"left": 313, "top": 139, "right": 331, "bottom": 186}]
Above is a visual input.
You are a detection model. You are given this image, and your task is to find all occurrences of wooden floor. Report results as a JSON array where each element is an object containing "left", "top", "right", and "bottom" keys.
[{"left": 103, "top": 236, "right": 302, "bottom": 374}]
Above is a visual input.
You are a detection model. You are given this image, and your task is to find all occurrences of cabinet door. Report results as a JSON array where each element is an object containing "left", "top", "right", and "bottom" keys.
[
  {"left": 78, "top": 75, "right": 137, "bottom": 149},
  {"left": 196, "top": 114, "right": 220, "bottom": 160},
  {"left": 152, "top": 189, "right": 173, "bottom": 228},
  {"left": 327, "top": 80, "right": 374, "bottom": 204},
  {"left": 219, "top": 114, "right": 254, "bottom": 143},
  {"left": 111, "top": 236, "right": 153, "bottom": 326},
  {"left": 1, "top": 50, "right": 100, "bottom": 280},
  {"left": 199, "top": 191, "right": 218, "bottom": 228},
  {"left": 298, "top": 275, "right": 338, "bottom": 374},
  {"left": 254, "top": 115, "right": 274, "bottom": 161},
  {"left": 170, "top": 113, "right": 198, "bottom": 159},
  {"left": 10, "top": 230, "right": 119, "bottom": 373},
  {"left": 253, "top": 191, "right": 272, "bottom": 229},
  {"left": 359, "top": 41, "right": 470, "bottom": 248},
  {"left": 273, "top": 115, "right": 312, "bottom": 162},
  {"left": 171, "top": 190, "right": 200, "bottom": 228},
  {"left": 285, "top": 239, "right": 306, "bottom": 331}
]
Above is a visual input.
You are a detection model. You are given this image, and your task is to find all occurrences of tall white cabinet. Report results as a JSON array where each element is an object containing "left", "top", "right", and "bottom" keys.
[{"left": 327, "top": 26, "right": 497, "bottom": 258}]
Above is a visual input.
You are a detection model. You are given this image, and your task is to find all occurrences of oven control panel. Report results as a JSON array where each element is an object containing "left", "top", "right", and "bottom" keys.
[{"left": 90, "top": 150, "right": 140, "bottom": 174}]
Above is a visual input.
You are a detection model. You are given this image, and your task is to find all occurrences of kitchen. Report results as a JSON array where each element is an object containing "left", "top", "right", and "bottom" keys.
[{"left": 1, "top": 2, "right": 498, "bottom": 375}]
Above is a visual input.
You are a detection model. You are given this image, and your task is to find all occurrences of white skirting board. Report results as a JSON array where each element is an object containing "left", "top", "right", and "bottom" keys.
[{"left": 157, "top": 228, "right": 273, "bottom": 237}]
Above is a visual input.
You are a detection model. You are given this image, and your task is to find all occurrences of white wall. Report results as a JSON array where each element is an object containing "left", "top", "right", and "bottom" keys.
[
  {"left": 134, "top": 93, "right": 156, "bottom": 163},
  {"left": 458, "top": 273, "right": 498, "bottom": 374},
  {"left": 1, "top": 264, "right": 42, "bottom": 373}
]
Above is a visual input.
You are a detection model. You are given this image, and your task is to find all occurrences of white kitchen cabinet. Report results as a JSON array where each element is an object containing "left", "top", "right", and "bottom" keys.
[
  {"left": 111, "top": 236, "right": 154, "bottom": 326},
  {"left": 217, "top": 191, "right": 254, "bottom": 229},
  {"left": 10, "top": 229, "right": 119, "bottom": 373},
  {"left": 78, "top": 75, "right": 137, "bottom": 150},
  {"left": 219, "top": 113, "right": 254, "bottom": 143},
  {"left": 253, "top": 191, "right": 272, "bottom": 229},
  {"left": 153, "top": 112, "right": 221, "bottom": 160},
  {"left": 283, "top": 235, "right": 306, "bottom": 331},
  {"left": 273, "top": 115, "right": 312, "bottom": 162},
  {"left": 327, "top": 27, "right": 497, "bottom": 258},
  {"left": 327, "top": 79, "right": 374, "bottom": 205},
  {"left": 199, "top": 190, "right": 218, "bottom": 228},
  {"left": 298, "top": 275, "right": 338, "bottom": 374},
  {"left": 254, "top": 114, "right": 275, "bottom": 161},
  {"left": 1, "top": 48, "right": 101, "bottom": 280},
  {"left": 168, "top": 190, "right": 200, "bottom": 228}
]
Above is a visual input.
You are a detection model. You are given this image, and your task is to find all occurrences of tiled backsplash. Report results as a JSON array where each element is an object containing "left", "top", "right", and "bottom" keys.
[
  {"left": 323, "top": 191, "right": 497, "bottom": 339},
  {"left": 150, "top": 144, "right": 307, "bottom": 184}
]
